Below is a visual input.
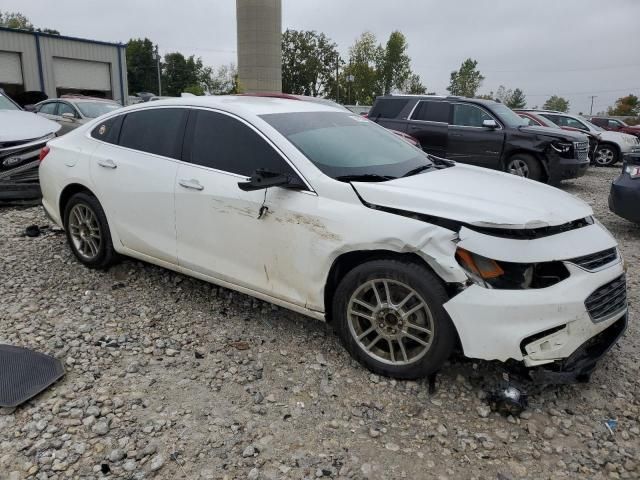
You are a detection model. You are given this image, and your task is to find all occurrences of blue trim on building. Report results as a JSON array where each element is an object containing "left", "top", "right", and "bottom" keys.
[
  {"left": 33, "top": 32, "right": 45, "bottom": 91},
  {"left": 0, "top": 26, "right": 124, "bottom": 48},
  {"left": 117, "top": 46, "right": 125, "bottom": 105}
]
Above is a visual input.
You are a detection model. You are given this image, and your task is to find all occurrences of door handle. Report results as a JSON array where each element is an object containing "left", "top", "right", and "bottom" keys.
[
  {"left": 97, "top": 159, "right": 117, "bottom": 169},
  {"left": 179, "top": 179, "right": 204, "bottom": 191}
]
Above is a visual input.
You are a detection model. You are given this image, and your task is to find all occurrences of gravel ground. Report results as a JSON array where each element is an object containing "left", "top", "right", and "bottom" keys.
[{"left": 0, "top": 167, "right": 638, "bottom": 480}]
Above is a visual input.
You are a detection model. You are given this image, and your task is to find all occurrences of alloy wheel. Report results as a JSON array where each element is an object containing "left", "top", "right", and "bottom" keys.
[
  {"left": 507, "top": 159, "right": 530, "bottom": 177},
  {"left": 347, "top": 279, "right": 434, "bottom": 366},
  {"left": 68, "top": 203, "right": 102, "bottom": 260},
  {"left": 595, "top": 147, "right": 615, "bottom": 166}
]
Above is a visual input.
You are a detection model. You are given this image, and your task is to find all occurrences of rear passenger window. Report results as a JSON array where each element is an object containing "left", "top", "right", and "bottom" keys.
[
  {"left": 411, "top": 101, "right": 449, "bottom": 122},
  {"left": 452, "top": 104, "right": 494, "bottom": 127},
  {"left": 187, "top": 110, "right": 298, "bottom": 178},
  {"left": 91, "top": 115, "right": 123, "bottom": 144},
  {"left": 369, "top": 99, "right": 410, "bottom": 119},
  {"left": 119, "top": 108, "right": 188, "bottom": 159}
]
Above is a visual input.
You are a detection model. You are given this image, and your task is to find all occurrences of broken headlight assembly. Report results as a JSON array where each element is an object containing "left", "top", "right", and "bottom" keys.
[
  {"left": 455, "top": 248, "right": 569, "bottom": 289},
  {"left": 549, "top": 141, "right": 573, "bottom": 157}
]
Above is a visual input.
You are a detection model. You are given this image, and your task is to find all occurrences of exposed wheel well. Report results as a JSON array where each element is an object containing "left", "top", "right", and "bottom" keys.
[
  {"left": 59, "top": 184, "right": 94, "bottom": 223},
  {"left": 324, "top": 250, "right": 440, "bottom": 324}
]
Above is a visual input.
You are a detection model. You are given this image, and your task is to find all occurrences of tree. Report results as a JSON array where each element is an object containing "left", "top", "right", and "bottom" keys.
[
  {"left": 608, "top": 94, "right": 639, "bottom": 116},
  {"left": 0, "top": 10, "right": 59, "bottom": 34},
  {"left": 161, "top": 53, "right": 203, "bottom": 97},
  {"left": 543, "top": 95, "right": 570, "bottom": 112},
  {"left": 126, "top": 38, "right": 158, "bottom": 94},
  {"left": 339, "top": 32, "right": 384, "bottom": 104},
  {"left": 201, "top": 63, "right": 238, "bottom": 95},
  {"left": 402, "top": 74, "right": 427, "bottom": 95},
  {"left": 506, "top": 88, "right": 526, "bottom": 109},
  {"left": 447, "top": 58, "right": 484, "bottom": 97},
  {"left": 381, "top": 31, "right": 411, "bottom": 95},
  {"left": 282, "top": 29, "right": 340, "bottom": 97}
]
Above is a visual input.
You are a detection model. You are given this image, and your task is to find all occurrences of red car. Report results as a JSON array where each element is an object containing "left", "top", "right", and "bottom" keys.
[
  {"left": 516, "top": 110, "right": 599, "bottom": 162},
  {"left": 241, "top": 92, "right": 421, "bottom": 147},
  {"left": 590, "top": 117, "right": 640, "bottom": 139}
]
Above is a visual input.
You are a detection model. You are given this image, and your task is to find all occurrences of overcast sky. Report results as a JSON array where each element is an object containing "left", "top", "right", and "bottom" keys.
[{"left": 5, "top": 0, "right": 640, "bottom": 113}]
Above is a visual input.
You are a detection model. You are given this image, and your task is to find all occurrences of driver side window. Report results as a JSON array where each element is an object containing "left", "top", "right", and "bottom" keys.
[
  {"left": 452, "top": 104, "right": 493, "bottom": 127},
  {"left": 187, "top": 109, "right": 301, "bottom": 182}
]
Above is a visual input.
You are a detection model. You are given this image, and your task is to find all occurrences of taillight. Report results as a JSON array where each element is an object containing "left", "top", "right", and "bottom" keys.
[{"left": 39, "top": 146, "right": 50, "bottom": 163}]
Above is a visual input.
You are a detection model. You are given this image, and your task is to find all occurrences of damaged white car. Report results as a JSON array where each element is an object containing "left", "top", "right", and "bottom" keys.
[{"left": 39, "top": 96, "right": 627, "bottom": 382}]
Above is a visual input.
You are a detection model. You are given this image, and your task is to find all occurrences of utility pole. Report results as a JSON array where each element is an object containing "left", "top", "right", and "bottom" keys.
[
  {"left": 589, "top": 95, "right": 597, "bottom": 116},
  {"left": 154, "top": 45, "right": 162, "bottom": 96},
  {"left": 335, "top": 53, "right": 340, "bottom": 103}
]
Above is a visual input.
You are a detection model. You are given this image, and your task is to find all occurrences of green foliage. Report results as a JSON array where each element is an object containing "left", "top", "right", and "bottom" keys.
[
  {"left": 161, "top": 52, "right": 204, "bottom": 97},
  {"left": 506, "top": 88, "right": 526, "bottom": 109},
  {"left": 608, "top": 94, "right": 639, "bottom": 116},
  {"left": 282, "top": 29, "right": 340, "bottom": 97},
  {"left": 340, "top": 31, "right": 384, "bottom": 104},
  {"left": 543, "top": 95, "right": 570, "bottom": 112},
  {"left": 126, "top": 38, "right": 158, "bottom": 94},
  {"left": 403, "top": 74, "right": 428, "bottom": 95},
  {"left": 447, "top": 59, "right": 485, "bottom": 97},
  {"left": 381, "top": 31, "right": 411, "bottom": 95},
  {"left": 0, "top": 10, "right": 59, "bottom": 34},
  {"left": 201, "top": 64, "right": 238, "bottom": 95}
]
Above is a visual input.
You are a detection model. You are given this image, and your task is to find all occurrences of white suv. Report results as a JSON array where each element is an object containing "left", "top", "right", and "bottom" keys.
[
  {"left": 39, "top": 96, "right": 627, "bottom": 381},
  {"left": 535, "top": 110, "right": 640, "bottom": 166}
]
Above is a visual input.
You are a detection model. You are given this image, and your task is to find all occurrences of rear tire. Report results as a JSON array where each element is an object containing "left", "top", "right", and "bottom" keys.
[
  {"left": 63, "top": 192, "right": 118, "bottom": 269},
  {"left": 594, "top": 143, "right": 619, "bottom": 167},
  {"left": 332, "top": 259, "right": 457, "bottom": 379},
  {"left": 505, "top": 153, "right": 543, "bottom": 181}
]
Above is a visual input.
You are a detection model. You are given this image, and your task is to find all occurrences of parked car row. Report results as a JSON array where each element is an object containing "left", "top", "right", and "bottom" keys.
[{"left": 369, "top": 95, "right": 591, "bottom": 184}]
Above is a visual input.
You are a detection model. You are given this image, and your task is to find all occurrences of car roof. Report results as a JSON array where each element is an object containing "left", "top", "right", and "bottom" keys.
[
  {"left": 115, "top": 95, "right": 345, "bottom": 117},
  {"left": 376, "top": 95, "right": 498, "bottom": 106}
]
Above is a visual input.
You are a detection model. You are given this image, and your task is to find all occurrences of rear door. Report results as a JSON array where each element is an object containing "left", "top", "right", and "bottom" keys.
[
  {"left": 90, "top": 107, "right": 188, "bottom": 264},
  {"left": 447, "top": 103, "right": 504, "bottom": 169},
  {"left": 405, "top": 100, "right": 450, "bottom": 157},
  {"left": 368, "top": 98, "right": 412, "bottom": 133}
]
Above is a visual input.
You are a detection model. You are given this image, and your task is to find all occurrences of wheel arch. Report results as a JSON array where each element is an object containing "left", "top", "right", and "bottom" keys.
[
  {"left": 323, "top": 249, "right": 456, "bottom": 324},
  {"left": 504, "top": 150, "right": 548, "bottom": 181},
  {"left": 58, "top": 183, "right": 96, "bottom": 223}
]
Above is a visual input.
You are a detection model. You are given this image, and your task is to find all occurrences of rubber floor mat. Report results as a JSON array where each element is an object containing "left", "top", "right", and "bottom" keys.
[{"left": 0, "top": 345, "right": 65, "bottom": 408}]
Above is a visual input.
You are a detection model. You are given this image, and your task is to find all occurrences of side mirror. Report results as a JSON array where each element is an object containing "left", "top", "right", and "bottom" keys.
[
  {"left": 238, "top": 169, "right": 292, "bottom": 191},
  {"left": 61, "top": 112, "right": 76, "bottom": 120},
  {"left": 483, "top": 119, "right": 498, "bottom": 129}
]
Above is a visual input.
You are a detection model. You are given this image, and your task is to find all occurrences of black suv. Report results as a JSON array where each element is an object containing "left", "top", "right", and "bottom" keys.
[{"left": 369, "top": 95, "right": 590, "bottom": 183}]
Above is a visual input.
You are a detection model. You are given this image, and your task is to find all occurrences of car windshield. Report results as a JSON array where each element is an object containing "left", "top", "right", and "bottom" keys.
[
  {"left": 578, "top": 117, "right": 604, "bottom": 132},
  {"left": 261, "top": 111, "right": 433, "bottom": 181},
  {"left": 75, "top": 101, "right": 121, "bottom": 118},
  {"left": 0, "top": 93, "right": 20, "bottom": 111},
  {"left": 491, "top": 103, "right": 528, "bottom": 128}
]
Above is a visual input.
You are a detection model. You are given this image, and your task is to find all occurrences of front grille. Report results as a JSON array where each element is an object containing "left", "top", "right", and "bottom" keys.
[
  {"left": 568, "top": 247, "right": 618, "bottom": 271},
  {"left": 574, "top": 141, "right": 589, "bottom": 162},
  {"left": 0, "top": 138, "right": 48, "bottom": 184},
  {"left": 585, "top": 275, "right": 627, "bottom": 322}
]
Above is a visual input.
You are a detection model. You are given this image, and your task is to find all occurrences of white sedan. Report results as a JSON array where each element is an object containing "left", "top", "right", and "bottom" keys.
[{"left": 39, "top": 96, "right": 627, "bottom": 381}]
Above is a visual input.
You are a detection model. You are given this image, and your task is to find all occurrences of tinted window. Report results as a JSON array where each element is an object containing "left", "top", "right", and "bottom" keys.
[
  {"left": 91, "top": 114, "right": 124, "bottom": 144},
  {"left": 452, "top": 104, "right": 493, "bottom": 127},
  {"left": 38, "top": 102, "right": 57, "bottom": 115},
  {"left": 58, "top": 103, "right": 76, "bottom": 117},
  {"left": 549, "top": 115, "right": 588, "bottom": 131},
  {"left": 518, "top": 114, "right": 538, "bottom": 126},
  {"left": 119, "top": 108, "right": 188, "bottom": 159},
  {"left": 188, "top": 110, "right": 297, "bottom": 178},
  {"left": 369, "top": 99, "right": 410, "bottom": 119},
  {"left": 412, "top": 101, "right": 449, "bottom": 122}
]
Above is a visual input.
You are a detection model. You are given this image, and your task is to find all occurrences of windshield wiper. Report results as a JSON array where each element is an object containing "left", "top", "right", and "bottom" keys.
[
  {"left": 335, "top": 174, "right": 397, "bottom": 183},
  {"left": 401, "top": 164, "right": 436, "bottom": 177}
]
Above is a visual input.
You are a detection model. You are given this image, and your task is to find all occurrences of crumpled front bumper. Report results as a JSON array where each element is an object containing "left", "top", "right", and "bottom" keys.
[{"left": 444, "top": 259, "right": 627, "bottom": 370}]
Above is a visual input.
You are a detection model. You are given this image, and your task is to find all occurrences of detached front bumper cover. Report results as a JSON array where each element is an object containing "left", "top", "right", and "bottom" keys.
[{"left": 529, "top": 314, "right": 627, "bottom": 384}]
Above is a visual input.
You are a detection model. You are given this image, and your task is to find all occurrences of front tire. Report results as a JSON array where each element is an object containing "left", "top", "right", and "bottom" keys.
[
  {"left": 332, "top": 259, "right": 457, "bottom": 379},
  {"left": 505, "top": 153, "right": 543, "bottom": 181},
  {"left": 63, "top": 192, "right": 118, "bottom": 269},
  {"left": 594, "top": 143, "right": 619, "bottom": 167}
]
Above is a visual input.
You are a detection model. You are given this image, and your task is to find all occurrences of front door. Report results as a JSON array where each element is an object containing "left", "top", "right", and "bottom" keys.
[
  {"left": 174, "top": 109, "right": 317, "bottom": 307},
  {"left": 447, "top": 103, "right": 504, "bottom": 169}
]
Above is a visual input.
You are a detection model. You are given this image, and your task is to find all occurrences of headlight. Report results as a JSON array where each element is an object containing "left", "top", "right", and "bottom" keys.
[
  {"left": 550, "top": 141, "right": 572, "bottom": 154},
  {"left": 455, "top": 248, "right": 569, "bottom": 289},
  {"left": 626, "top": 165, "right": 640, "bottom": 179}
]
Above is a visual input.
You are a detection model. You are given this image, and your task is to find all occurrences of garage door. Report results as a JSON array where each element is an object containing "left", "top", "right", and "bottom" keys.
[
  {"left": 53, "top": 58, "right": 111, "bottom": 91},
  {"left": 0, "top": 51, "right": 23, "bottom": 85}
]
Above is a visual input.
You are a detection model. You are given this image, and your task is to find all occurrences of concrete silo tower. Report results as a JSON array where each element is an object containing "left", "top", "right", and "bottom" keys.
[{"left": 236, "top": 0, "right": 282, "bottom": 93}]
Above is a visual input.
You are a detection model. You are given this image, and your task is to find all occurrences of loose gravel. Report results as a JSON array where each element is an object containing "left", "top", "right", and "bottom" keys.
[{"left": 0, "top": 167, "right": 638, "bottom": 480}]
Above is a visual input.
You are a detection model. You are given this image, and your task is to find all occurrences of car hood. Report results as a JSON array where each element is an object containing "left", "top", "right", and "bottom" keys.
[
  {"left": 598, "top": 129, "right": 636, "bottom": 143},
  {"left": 518, "top": 125, "right": 587, "bottom": 142},
  {"left": 0, "top": 110, "right": 61, "bottom": 143},
  {"left": 352, "top": 164, "right": 593, "bottom": 228}
]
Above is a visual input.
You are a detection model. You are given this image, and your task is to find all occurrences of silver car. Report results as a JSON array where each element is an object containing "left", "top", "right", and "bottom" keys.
[{"left": 35, "top": 97, "right": 121, "bottom": 135}]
